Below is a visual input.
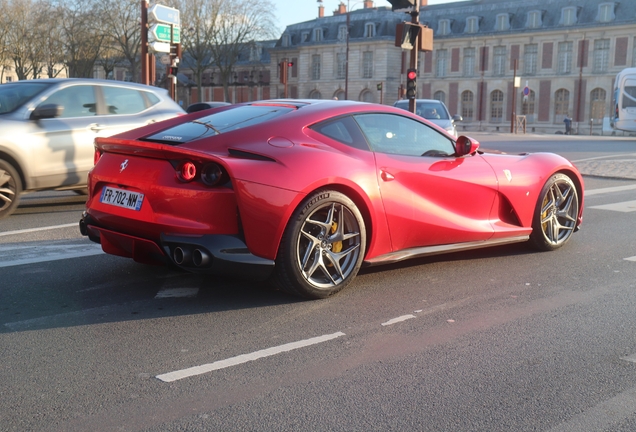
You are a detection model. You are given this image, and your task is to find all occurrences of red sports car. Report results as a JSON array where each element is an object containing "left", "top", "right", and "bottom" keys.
[{"left": 80, "top": 100, "right": 584, "bottom": 299}]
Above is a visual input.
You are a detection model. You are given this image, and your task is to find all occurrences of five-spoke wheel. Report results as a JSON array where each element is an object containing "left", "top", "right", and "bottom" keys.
[
  {"left": 0, "top": 159, "right": 21, "bottom": 220},
  {"left": 529, "top": 173, "right": 579, "bottom": 251},
  {"left": 274, "top": 190, "right": 366, "bottom": 299}
]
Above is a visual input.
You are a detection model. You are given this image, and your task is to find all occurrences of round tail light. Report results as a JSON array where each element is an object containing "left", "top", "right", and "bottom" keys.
[
  {"left": 178, "top": 161, "right": 197, "bottom": 182},
  {"left": 201, "top": 163, "right": 225, "bottom": 186}
]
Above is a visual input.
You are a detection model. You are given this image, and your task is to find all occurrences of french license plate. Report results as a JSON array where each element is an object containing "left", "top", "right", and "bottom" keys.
[{"left": 100, "top": 186, "right": 144, "bottom": 211}]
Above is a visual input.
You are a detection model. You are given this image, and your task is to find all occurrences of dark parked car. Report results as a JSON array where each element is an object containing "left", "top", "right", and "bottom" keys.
[
  {"left": 185, "top": 101, "right": 231, "bottom": 113},
  {"left": 0, "top": 78, "right": 185, "bottom": 219}
]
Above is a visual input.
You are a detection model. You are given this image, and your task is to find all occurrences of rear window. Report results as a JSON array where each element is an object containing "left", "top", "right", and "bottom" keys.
[{"left": 143, "top": 105, "right": 294, "bottom": 145}]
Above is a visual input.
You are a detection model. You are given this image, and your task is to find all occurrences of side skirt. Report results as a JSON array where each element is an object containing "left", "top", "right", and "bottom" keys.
[{"left": 363, "top": 235, "right": 530, "bottom": 267}]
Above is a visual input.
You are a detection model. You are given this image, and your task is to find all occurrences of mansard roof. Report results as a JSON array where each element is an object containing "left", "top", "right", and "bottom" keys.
[{"left": 274, "top": 0, "right": 635, "bottom": 48}]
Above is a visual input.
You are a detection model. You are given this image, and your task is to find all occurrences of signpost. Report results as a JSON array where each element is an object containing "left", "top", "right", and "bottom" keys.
[
  {"left": 149, "top": 23, "right": 180, "bottom": 44},
  {"left": 148, "top": 4, "right": 179, "bottom": 25}
]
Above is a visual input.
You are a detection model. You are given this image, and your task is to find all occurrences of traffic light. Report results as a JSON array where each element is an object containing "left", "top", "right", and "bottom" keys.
[
  {"left": 387, "top": 0, "right": 415, "bottom": 11},
  {"left": 279, "top": 60, "right": 293, "bottom": 84},
  {"left": 406, "top": 68, "right": 417, "bottom": 99}
]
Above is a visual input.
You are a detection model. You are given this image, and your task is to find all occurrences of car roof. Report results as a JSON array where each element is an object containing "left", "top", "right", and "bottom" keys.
[{"left": 11, "top": 78, "right": 167, "bottom": 92}]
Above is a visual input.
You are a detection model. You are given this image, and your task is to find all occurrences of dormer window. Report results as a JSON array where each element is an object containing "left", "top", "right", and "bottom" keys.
[
  {"left": 282, "top": 34, "right": 290, "bottom": 47},
  {"left": 313, "top": 28, "right": 323, "bottom": 42},
  {"left": 365, "top": 23, "right": 376, "bottom": 38},
  {"left": 338, "top": 25, "right": 347, "bottom": 41},
  {"left": 560, "top": 7, "right": 578, "bottom": 26},
  {"left": 526, "top": 10, "right": 542, "bottom": 28},
  {"left": 465, "top": 16, "right": 479, "bottom": 34},
  {"left": 301, "top": 32, "right": 309, "bottom": 43},
  {"left": 495, "top": 14, "right": 510, "bottom": 31},
  {"left": 438, "top": 19, "right": 451, "bottom": 36},
  {"left": 597, "top": 2, "right": 616, "bottom": 23}
]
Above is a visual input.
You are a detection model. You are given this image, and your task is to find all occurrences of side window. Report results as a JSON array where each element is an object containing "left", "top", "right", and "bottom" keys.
[
  {"left": 353, "top": 113, "right": 455, "bottom": 157},
  {"left": 102, "top": 86, "right": 147, "bottom": 115},
  {"left": 42, "top": 85, "right": 97, "bottom": 118},
  {"left": 310, "top": 116, "right": 370, "bottom": 151}
]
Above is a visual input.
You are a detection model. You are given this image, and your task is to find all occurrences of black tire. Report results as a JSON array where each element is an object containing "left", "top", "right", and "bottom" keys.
[
  {"left": 274, "top": 190, "right": 366, "bottom": 299},
  {"left": 529, "top": 173, "right": 579, "bottom": 251},
  {"left": 0, "top": 159, "right": 21, "bottom": 220}
]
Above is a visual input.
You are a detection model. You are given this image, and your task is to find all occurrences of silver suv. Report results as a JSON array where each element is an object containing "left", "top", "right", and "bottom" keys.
[
  {"left": 393, "top": 99, "right": 462, "bottom": 137},
  {"left": 0, "top": 78, "right": 184, "bottom": 219}
]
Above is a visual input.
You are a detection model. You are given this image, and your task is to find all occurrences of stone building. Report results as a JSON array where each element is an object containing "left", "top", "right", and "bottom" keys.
[{"left": 270, "top": 0, "right": 636, "bottom": 134}]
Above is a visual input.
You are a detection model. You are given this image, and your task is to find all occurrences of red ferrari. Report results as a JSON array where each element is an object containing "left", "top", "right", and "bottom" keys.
[{"left": 80, "top": 100, "right": 584, "bottom": 299}]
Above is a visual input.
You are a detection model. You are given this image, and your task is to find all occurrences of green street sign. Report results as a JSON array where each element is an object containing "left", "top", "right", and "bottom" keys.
[{"left": 149, "top": 23, "right": 180, "bottom": 44}]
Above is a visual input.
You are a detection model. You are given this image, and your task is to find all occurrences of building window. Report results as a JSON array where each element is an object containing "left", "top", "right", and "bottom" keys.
[
  {"left": 337, "top": 53, "right": 346, "bottom": 79},
  {"left": 314, "top": 28, "right": 323, "bottom": 42},
  {"left": 365, "top": 23, "right": 375, "bottom": 38},
  {"left": 362, "top": 51, "right": 373, "bottom": 79},
  {"left": 338, "top": 25, "right": 347, "bottom": 42},
  {"left": 465, "top": 16, "right": 479, "bottom": 34},
  {"left": 361, "top": 90, "right": 374, "bottom": 103},
  {"left": 436, "top": 49, "right": 448, "bottom": 77},
  {"left": 312, "top": 54, "right": 321, "bottom": 80},
  {"left": 524, "top": 44, "right": 538, "bottom": 75},
  {"left": 490, "top": 90, "right": 504, "bottom": 122},
  {"left": 434, "top": 90, "right": 446, "bottom": 103},
  {"left": 438, "top": 19, "right": 450, "bottom": 36},
  {"left": 557, "top": 41, "right": 573, "bottom": 74},
  {"left": 493, "top": 46, "right": 506, "bottom": 76},
  {"left": 463, "top": 47, "right": 475, "bottom": 77},
  {"left": 554, "top": 89, "right": 570, "bottom": 122},
  {"left": 282, "top": 34, "right": 290, "bottom": 47},
  {"left": 526, "top": 10, "right": 542, "bottom": 28},
  {"left": 334, "top": 90, "right": 345, "bottom": 100},
  {"left": 593, "top": 39, "right": 610, "bottom": 73},
  {"left": 6, "top": 76, "right": 12, "bottom": 82},
  {"left": 461, "top": 90, "right": 474, "bottom": 120},
  {"left": 590, "top": 88, "right": 606, "bottom": 124},
  {"left": 597, "top": 3, "right": 615, "bottom": 23},
  {"left": 495, "top": 14, "right": 510, "bottom": 31},
  {"left": 309, "top": 90, "right": 322, "bottom": 99},
  {"left": 560, "top": 7, "right": 578, "bottom": 26}
]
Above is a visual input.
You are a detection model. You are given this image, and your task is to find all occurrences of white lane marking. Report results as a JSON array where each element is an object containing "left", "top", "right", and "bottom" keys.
[
  {"left": 0, "top": 223, "right": 77, "bottom": 237},
  {"left": 585, "top": 184, "right": 636, "bottom": 196},
  {"left": 156, "top": 331, "right": 346, "bottom": 383},
  {"left": 588, "top": 200, "right": 636, "bottom": 212},
  {"left": 155, "top": 288, "right": 199, "bottom": 298},
  {"left": 573, "top": 153, "right": 636, "bottom": 163},
  {"left": 0, "top": 244, "right": 103, "bottom": 268},
  {"left": 547, "top": 386, "right": 636, "bottom": 432},
  {"left": 621, "top": 353, "right": 636, "bottom": 363},
  {"left": 625, "top": 256, "right": 636, "bottom": 262},
  {"left": 381, "top": 315, "right": 416, "bottom": 326}
]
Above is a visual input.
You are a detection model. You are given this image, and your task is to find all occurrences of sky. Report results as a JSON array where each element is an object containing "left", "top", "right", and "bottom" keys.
[{"left": 271, "top": 0, "right": 456, "bottom": 34}]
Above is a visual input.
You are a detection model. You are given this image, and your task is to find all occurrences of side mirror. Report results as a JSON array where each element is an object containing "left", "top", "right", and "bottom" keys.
[
  {"left": 30, "top": 104, "right": 63, "bottom": 120},
  {"left": 455, "top": 135, "right": 480, "bottom": 157},
  {"left": 452, "top": 114, "right": 463, "bottom": 122}
]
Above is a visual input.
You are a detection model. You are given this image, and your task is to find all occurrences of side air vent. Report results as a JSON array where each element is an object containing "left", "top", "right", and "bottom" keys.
[{"left": 228, "top": 149, "right": 276, "bottom": 162}]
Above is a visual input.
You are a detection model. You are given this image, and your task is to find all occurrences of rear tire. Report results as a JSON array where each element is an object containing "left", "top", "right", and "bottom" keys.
[
  {"left": 274, "top": 190, "right": 366, "bottom": 299},
  {"left": 0, "top": 159, "right": 21, "bottom": 220},
  {"left": 529, "top": 173, "right": 579, "bottom": 251}
]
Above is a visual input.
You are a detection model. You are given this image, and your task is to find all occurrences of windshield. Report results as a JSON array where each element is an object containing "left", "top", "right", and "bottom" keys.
[
  {"left": 143, "top": 105, "right": 295, "bottom": 145},
  {"left": 0, "top": 82, "right": 52, "bottom": 114},
  {"left": 395, "top": 101, "right": 450, "bottom": 120}
]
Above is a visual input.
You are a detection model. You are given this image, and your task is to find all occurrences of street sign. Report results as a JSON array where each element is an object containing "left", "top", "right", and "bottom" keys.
[
  {"left": 149, "top": 23, "right": 180, "bottom": 43},
  {"left": 160, "top": 54, "right": 171, "bottom": 65},
  {"left": 148, "top": 41, "right": 171, "bottom": 54},
  {"left": 148, "top": 4, "right": 179, "bottom": 25}
]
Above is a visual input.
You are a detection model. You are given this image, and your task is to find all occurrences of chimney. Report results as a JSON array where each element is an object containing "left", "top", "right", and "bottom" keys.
[
  {"left": 363, "top": 0, "right": 373, "bottom": 8},
  {"left": 318, "top": 2, "right": 324, "bottom": 18},
  {"left": 333, "top": 1, "right": 347, "bottom": 15}
]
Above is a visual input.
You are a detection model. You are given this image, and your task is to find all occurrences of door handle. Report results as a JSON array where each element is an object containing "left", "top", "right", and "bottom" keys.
[{"left": 89, "top": 123, "right": 105, "bottom": 132}]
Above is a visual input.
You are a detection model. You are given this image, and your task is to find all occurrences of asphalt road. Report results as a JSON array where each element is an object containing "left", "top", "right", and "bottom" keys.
[{"left": 1, "top": 134, "right": 635, "bottom": 431}]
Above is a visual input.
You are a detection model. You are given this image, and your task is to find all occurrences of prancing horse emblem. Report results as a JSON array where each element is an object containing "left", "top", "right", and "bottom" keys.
[{"left": 120, "top": 159, "right": 129, "bottom": 173}]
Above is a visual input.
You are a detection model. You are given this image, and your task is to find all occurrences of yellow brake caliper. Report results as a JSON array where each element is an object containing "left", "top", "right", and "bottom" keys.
[{"left": 331, "top": 222, "right": 343, "bottom": 253}]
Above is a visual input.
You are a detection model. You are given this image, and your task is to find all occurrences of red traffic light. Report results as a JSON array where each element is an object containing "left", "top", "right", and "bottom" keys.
[
  {"left": 287, "top": 62, "right": 294, "bottom": 67},
  {"left": 407, "top": 70, "right": 417, "bottom": 80}
]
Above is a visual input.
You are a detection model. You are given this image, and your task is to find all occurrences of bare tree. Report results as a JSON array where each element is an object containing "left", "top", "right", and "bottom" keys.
[
  {"left": 176, "top": 0, "right": 221, "bottom": 101},
  {"left": 59, "top": 0, "right": 106, "bottom": 78},
  {"left": 100, "top": 0, "right": 142, "bottom": 82},
  {"left": 4, "top": 0, "right": 48, "bottom": 79},
  {"left": 207, "top": 0, "right": 278, "bottom": 101}
]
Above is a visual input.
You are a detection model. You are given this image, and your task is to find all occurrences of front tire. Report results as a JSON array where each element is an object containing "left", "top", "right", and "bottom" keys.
[
  {"left": 274, "top": 190, "right": 366, "bottom": 299},
  {"left": 0, "top": 159, "right": 21, "bottom": 220},
  {"left": 529, "top": 173, "right": 579, "bottom": 251}
]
